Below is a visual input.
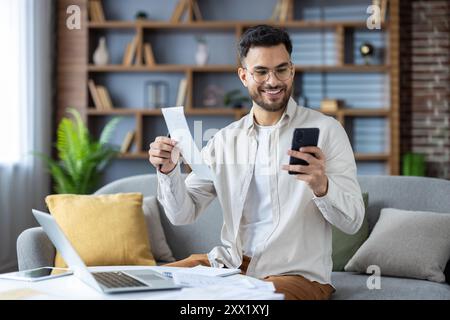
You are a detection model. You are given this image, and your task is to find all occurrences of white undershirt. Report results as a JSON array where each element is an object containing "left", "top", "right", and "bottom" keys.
[{"left": 239, "top": 124, "right": 275, "bottom": 257}]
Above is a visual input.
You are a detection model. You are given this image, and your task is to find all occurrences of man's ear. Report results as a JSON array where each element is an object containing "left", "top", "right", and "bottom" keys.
[{"left": 238, "top": 67, "right": 248, "bottom": 88}]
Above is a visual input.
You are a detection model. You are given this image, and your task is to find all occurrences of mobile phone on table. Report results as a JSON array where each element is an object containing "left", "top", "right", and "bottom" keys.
[
  {"left": 289, "top": 128, "right": 320, "bottom": 174},
  {"left": 0, "top": 267, "right": 73, "bottom": 282}
]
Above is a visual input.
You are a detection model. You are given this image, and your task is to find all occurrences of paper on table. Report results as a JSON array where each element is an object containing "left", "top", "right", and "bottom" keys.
[
  {"left": 177, "top": 284, "right": 283, "bottom": 300},
  {"left": 171, "top": 271, "right": 276, "bottom": 291},
  {"left": 161, "top": 106, "right": 213, "bottom": 181},
  {"left": 187, "top": 265, "right": 241, "bottom": 277}
]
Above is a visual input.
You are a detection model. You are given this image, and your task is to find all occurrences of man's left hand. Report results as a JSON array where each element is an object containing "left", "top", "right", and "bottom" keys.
[{"left": 282, "top": 146, "right": 328, "bottom": 197}]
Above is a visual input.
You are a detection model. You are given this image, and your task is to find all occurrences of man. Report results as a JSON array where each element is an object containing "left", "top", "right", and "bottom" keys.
[{"left": 148, "top": 25, "right": 364, "bottom": 300}]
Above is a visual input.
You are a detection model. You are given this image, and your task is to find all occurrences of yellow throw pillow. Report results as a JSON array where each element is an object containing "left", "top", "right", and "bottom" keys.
[{"left": 45, "top": 193, "right": 156, "bottom": 268}]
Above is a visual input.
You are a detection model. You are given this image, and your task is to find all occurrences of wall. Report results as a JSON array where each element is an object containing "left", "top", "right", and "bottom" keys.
[
  {"left": 63, "top": 0, "right": 394, "bottom": 187},
  {"left": 400, "top": 0, "right": 450, "bottom": 178}
]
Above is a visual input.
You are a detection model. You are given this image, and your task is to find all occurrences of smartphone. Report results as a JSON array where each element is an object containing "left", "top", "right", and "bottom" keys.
[
  {"left": 0, "top": 267, "right": 73, "bottom": 282},
  {"left": 289, "top": 128, "right": 320, "bottom": 174}
]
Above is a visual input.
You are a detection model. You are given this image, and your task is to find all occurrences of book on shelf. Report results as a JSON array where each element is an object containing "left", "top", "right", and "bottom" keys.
[
  {"left": 176, "top": 78, "right": 188, "bottom": 107},
  {"left": 88, "top": 79, "right": 104, "bottom": 110},
  {"left": 270, "top": 0, "right": 290, "bottom": 22},
  {"left": 123, "top": 35, "right": 139, "bottom": 66},
  {"left": 320, "top": 99, "right": 343, "bottom": 113},
  {"left": 88, "top": 2, "right": 98, "bottom": 22},
  {"left": 135, "top": 28, "right": 143, "bottom": 66},
  {"left": 120, "top": 131, "right": 135, "bottom": 153},
  {"left": 97, "top": 86, "right": 114, "bottom": 109},
  {"left": 372, "top": 0, "right": 388, "bottom": 24},
  {"left": 89, "top": 0, "right": 105, "bottom": 22},
  {"left": 171, "top": 0, "right": 189, "bottom": 23},
  {"left": 144, "top": 43, "right": 156, "bottom": 66},
  {"left": 270, "top": 0, "right": 281, "bottom": 21},
  {"left": 191, "top": 0, "right": 203, "bottom": 21},
  {"left": 282, "top": 0, "right": 292, "bottom": 22}
]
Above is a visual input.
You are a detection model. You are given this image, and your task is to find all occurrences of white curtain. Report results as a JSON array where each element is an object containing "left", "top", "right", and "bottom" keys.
[{"left": 0, "top": 0, "right": 53, "bottom": 272}]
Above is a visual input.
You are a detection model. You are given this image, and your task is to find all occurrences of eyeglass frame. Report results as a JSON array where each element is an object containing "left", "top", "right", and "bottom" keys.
[{"left": 242, "top": 61, "right": 295, "bottom": 84}]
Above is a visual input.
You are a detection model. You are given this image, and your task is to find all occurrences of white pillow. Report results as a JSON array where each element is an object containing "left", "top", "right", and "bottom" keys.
[
  {"left": 142, "top": 196, "right": 175, "bottom": 262},
  {"left": 345, "top": 208, "right": 450, "bottom": 283}
]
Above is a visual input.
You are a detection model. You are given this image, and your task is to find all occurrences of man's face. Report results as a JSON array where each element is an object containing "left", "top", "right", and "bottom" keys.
[{"left": 238, "top": 43, "right": 294, "bottom": 113}]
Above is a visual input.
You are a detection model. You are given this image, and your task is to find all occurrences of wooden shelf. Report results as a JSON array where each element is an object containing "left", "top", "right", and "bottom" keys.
[
  {"left": 87, "top": 64, "right": 389, "bottom": 73},
  {"left": 87, "top": 108, "right": 162, "bottom": 116},
  {"left": 295, "top": 65, "right": 390, "bottom": 72},
  {"left": 118, "top": 152, "right": 148, "bottom": 160},
  {"left": 88, "top": 108, "right": 389, "bottom": 118},
  {"left": 87, "top": 107, "right": 249, "bottom": 117},
  {"left": 354, "top": 153, "right": 390, "bottom": 161},
  {"left": 87, "top": 64, "right": 237, "bottom": 73},
  {"left": 88, "top": 20, "right": 388, "bottom": 30},
  {"left": 322, "top": 108, "right": 391, "bottom": 117}
]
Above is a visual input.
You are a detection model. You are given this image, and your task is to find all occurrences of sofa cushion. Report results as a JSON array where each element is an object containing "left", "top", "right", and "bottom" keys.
[
  {"left": 344, "top": 208, "right": 450, "bottom": 283},
  {"left": 331, "top": 272, "right": 450, "bottom": 300},
  {"left": 332, "top": 192, "right": 369, "bottom": 271},
  {"left": 142, "top": 196, "right": 175, "bottom": 262},
  {"left": 45, "top": 193, "right": 156, "bottom": 268}
]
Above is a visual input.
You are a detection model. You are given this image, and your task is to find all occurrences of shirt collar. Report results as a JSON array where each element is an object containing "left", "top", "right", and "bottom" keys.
[{"left": 244, "top": 97, "right": 299, "bottom": 132}]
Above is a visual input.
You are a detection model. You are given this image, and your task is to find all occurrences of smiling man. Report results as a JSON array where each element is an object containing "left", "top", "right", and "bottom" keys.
[{"left": 148, "top": 25, "right": 365, "bottom": 300}]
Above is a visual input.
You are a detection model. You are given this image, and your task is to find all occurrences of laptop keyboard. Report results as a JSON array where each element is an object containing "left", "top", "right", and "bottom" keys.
[{"left": 93, "top": 272, "right": 148, "bottom": 288}]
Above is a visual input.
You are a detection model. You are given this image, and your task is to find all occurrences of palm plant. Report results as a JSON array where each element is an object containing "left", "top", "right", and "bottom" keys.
[{"left": 35, "top": 108, "right": 121, "bottom": 194}]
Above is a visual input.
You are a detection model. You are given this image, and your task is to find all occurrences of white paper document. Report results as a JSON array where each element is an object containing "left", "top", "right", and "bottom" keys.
[
  {"left": 187, "top": 265, "right": 241, "bottom": 277},
  {"left": 172, "top": 271, "right": 275, "bottom": 290},
  {"left": 140, "top": 266, "right": 283, "bottom": 300},
  {"left": 161, "top": 106, "right": 213, "bottom": 181},
  {"left": 178, "top": 285, "right": 284, "bottom": 300}
]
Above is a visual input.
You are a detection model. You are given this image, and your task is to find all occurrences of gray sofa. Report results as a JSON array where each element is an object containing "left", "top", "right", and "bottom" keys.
[{"left": 17, "top": 175, "right": 450, "bottom": 299}]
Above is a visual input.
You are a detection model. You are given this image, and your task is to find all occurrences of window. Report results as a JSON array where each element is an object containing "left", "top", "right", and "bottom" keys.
[{"left": 0, "top": 0, "right": 21, "bottom": 164}]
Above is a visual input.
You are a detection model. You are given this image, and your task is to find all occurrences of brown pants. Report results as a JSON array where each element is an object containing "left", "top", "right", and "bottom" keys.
[{"left": 164, "top": 254, "right": 335, "bottom": 300}]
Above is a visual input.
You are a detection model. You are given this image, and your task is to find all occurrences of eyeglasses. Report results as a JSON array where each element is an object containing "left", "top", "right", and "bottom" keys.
[{"left": 243, "top": 63, "right": 294, "bottom": 84}]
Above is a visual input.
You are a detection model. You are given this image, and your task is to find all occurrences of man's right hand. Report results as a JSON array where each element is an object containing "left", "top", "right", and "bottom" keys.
[{"left": 148, "top": 136, "right": 179, "bottom": 174}]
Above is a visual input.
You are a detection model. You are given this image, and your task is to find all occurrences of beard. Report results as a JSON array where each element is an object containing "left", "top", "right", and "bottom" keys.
[{"left": 249, "top": 83, "right": 292, "bottom": 113}]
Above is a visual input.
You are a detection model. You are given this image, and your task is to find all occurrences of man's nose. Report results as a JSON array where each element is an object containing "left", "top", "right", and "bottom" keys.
[{"left": 265, "top": 71, "right": 282, "bottom": 87}]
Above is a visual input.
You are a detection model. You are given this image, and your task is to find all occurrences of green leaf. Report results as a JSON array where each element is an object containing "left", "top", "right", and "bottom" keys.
[
  {"left": 32, "top": 107, "right": 121, "bottom": 194},
  {"left": 99, "top": 117, "right": 122, "bottom": 145}
]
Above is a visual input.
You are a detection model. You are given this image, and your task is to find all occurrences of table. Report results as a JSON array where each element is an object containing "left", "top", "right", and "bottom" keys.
[{"left": 0, "top": 265, "right": 283, "bottom": 300}]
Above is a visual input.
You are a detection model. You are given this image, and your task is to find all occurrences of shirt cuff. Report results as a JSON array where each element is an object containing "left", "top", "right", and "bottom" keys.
[
  {"left": 312, "top": 178, "right": 337, "bottom": 214},
  {"left": 156, "top": 163, "right": 181, "bottom": 184}
]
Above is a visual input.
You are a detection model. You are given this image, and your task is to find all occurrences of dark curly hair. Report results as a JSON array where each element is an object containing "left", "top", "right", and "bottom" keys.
[{"left": 238, "top": 24, "right": 292, "bottom": 63}]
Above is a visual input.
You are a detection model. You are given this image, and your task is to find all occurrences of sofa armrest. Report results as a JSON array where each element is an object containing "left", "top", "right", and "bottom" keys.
[{"left": 16, "top": 227, "right": 55, "bottom": 271}]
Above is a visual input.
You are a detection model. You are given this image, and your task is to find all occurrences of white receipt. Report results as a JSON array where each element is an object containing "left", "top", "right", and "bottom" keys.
[{"left": 161, "top": 106, "right": 213, "bottom": 181}]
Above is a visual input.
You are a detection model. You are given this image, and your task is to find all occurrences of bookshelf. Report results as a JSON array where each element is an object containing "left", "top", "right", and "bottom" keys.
[{"left": 56, "top": 0, "right": 400, "bottom": 177}]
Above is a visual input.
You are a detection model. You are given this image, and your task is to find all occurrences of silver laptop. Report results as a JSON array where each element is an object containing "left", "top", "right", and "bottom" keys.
[{"left": 32, "top": 209, "right": 181, "bottom": 294}]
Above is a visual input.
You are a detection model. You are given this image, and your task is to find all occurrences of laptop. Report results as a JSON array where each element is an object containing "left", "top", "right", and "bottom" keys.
[{"left": 32, "top": 209, "right": 181, "bottom": 294}]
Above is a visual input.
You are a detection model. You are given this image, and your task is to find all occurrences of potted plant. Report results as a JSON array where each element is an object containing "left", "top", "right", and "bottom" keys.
[
  {"left": 223, "top": 89, "right": 251, "bottom": 109},
  {"left": 34, "top": 108, "right": 121, "bottom": 194}
]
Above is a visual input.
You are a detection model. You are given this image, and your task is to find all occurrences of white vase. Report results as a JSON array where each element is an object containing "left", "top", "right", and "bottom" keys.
[
  {"left": 93, "top": 37, "right": 109, "bottom": 65},
  {"left": 195, "top": 42, "right": 209, "bottom": 66}
]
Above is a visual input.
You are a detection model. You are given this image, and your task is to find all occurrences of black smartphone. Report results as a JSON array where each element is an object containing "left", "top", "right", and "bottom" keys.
[{"left": 289, "top": 128, "right": 320, "bottom": 174}]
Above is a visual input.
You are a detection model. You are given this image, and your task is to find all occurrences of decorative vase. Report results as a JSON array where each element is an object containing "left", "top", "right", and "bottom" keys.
[
  {"left": 195, "top": 42, "right": 209, "bottom": 66},
  {"left": 93, "top": 37, "right": 109, "bottom": 65}
]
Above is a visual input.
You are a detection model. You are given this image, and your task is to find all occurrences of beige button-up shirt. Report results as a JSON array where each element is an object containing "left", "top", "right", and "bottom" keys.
[{"left": 157, "top": 97, "right": 364, "bottom": 285}]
